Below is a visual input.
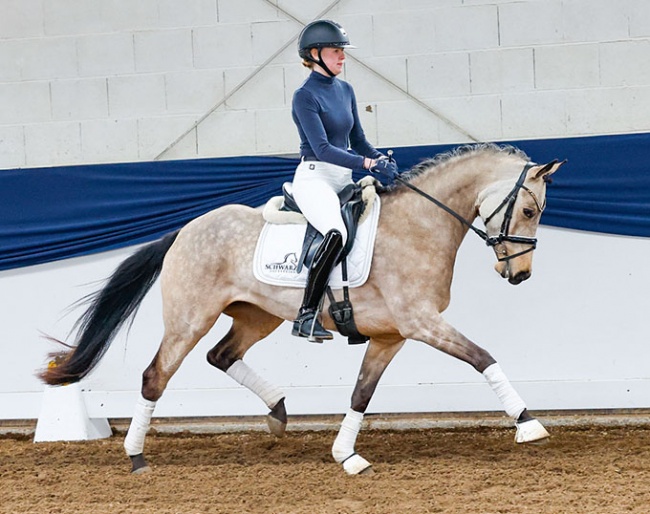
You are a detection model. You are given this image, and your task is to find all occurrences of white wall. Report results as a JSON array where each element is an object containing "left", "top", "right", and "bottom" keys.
[
  {"left": 2, "top": 0, "right": 650, "bottom": 168},
  {"left": 2, "top": 226, "right": 649, "bottom": 420},
  {"left": 1, "top": 1, "right": 649, "bottom": 419}
]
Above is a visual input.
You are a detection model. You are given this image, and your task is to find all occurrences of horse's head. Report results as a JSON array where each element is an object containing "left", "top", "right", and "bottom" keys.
[{"left": 477, "top": 159, "right": 565, "bottom": 285}]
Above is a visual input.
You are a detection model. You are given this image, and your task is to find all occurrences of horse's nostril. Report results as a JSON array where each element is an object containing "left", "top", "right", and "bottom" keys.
[{"left": 509, "top": 270, "right": 531, "bottom": 285}]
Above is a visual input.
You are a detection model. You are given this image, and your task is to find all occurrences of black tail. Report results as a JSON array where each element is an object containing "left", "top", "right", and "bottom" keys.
[{"left": 39, "top": 231, "right": 180, "bottom": 385}]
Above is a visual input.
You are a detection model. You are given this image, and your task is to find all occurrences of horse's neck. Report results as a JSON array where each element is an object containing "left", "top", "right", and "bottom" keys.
[{"left": 411, "top": 155, "right": 498, "bottom": 222}]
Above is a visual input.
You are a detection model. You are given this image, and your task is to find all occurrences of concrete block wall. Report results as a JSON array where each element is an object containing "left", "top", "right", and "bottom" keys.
[{"left": 1, "top": 0, "right": 650, "bottom": 169}]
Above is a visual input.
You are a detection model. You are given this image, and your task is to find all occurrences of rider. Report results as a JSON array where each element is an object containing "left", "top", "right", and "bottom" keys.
[{"left": 291, "top": 19, "right": 398, "bottom": 341}]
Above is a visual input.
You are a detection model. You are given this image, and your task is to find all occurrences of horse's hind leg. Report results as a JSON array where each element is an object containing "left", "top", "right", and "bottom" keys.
[
  {"left": 124, "top": 298, "right": 227, "bottom": 474},
  {"left": 332, "top": 336, "right": 406, "bottom": 475},
  {"left": 206, "top": 302, "right": 286, "bottom": 436}
]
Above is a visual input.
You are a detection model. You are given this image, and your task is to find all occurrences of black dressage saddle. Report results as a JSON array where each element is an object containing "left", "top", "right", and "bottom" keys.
[{"left": 280, "top": 181, "right": 366, "bottom": 274}]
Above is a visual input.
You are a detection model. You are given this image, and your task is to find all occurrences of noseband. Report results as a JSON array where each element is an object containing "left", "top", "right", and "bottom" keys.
[{"left": 393, "top": 162, "right": 542, "bottom": 262}]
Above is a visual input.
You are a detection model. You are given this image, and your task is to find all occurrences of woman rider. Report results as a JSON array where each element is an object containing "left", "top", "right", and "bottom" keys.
[{"left": 291, "top": 19, "right": 398, "bottom": 341}]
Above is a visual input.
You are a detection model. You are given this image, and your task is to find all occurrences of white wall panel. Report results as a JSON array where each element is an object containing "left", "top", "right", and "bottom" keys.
[
  {"left": 0, "top": 126, "right": 25, "bottom": 168},
  {"left": 137, "top": 115, "right": 199, "bottom": 160},
  {"left": 254, "top": 108, "right": 296, "bottom": 154},
  {"left": 1, "top": 0, "right": 44, "bottom": 39},
  {"left": 0, "top": 82, "right": 51, "bottom": 125},
  {"left": 2, "top": 226, "right": 649, "bottom": 420},
  {"left": 43, "top": 0, "right": 110, "bottom": 36},
  {"left": 501, "top": 91, "right": 567, "bottom": 139},
  {"left": 1, "top": 0, "right": 650, "bottom": 420},
  {"left": 437, "top": 95, "right": 501, "bottom": 142},
  {"left": 107, "top": 75, "right": 166, "bottom": 118},
  {"left": 562, "top": 0, "right": 629, "bottom": 43},
  {"left": 534, "top": 44, "right": 600, "bottom": 90},
  {"left": 51, "top": 78, "right": 109, "bottom": 120},
  {"left": 134, "top": 30, "right": 194, "bottom": 73},
  {"left": 498, "top": 1, "right": 564, "bottom": 47},
  {"left": 9, "top": 37, "right": 77, "bottom": 81},
  {"left": 2, "top": 0, "right": 650, "bottom": 167},
  {"left": 434, "top": 5, "right": 498, "bottom": 52},
  {"left": 76, "top": 33, "right": 135, "bottom": 77},
  {"left": 628, "top": 0, "right": 650, "bottom": 37},
  {"left": 375, "top": 100, "right": 441, "bottom": 147},
  {"left": 407, "top": 52, "right": 471, "bottom": 98},
  {"left": 371, "top": 11, "right": 437, "bottom": 57},
  {"left": 164, "top": 69, "right": 225, "bottom": 114},
  {"left": 224, "top": 66, "right": 286, "bottom": 109},
  {"left": 192, "top": 24, "right": 253, "bottom": 69},
  {"left": 599, "top": 40, "right": 650, "bottom": 87},
  {"left": 80, "top": 119, "right": 139, "bottom": 163},
  {"left": 196, "top": 108, "right": 256, "bottom": 156},
  {"left": 24, "top": 122, "right": 82, "bottom": 167},
  {"left": 158, "top": 0, "right": 217, "bottom": 28},
  {"left": 469, "top": 48, "right": 534, "bottom": 95}
]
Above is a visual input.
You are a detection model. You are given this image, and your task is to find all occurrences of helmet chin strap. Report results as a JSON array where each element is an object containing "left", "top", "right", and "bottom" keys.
[{"left": 309, "top": 48, "right": 336, "bottom": 77}]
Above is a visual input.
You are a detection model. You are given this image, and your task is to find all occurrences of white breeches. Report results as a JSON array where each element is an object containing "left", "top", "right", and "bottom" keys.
[{"left": 292, "top": 160, "right": 353, "bottom": 245}]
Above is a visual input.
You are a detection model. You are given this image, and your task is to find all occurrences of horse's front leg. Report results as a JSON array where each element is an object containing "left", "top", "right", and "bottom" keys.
[
  {"left": 332, "top": 336, "right": 406, "bottom": 475},
  {"left": 404, "top": 314, "right": 550, "bottom": 444}
]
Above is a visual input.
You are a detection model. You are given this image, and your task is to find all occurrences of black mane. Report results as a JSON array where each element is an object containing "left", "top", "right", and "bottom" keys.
[{"left": 378, "top": 143, "right": 529, "bottom": 194}]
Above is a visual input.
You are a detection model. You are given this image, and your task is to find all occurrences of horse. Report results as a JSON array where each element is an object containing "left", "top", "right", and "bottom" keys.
[{"left": 40, "top": 143, "right": 565, "bottom": 475}]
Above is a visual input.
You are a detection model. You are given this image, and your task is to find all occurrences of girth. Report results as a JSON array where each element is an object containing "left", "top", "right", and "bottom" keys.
[{"left": 280, "top": 182, "right": 366, "bottom": 273}]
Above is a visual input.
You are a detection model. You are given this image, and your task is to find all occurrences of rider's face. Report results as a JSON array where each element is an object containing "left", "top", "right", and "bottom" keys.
[{"left": 312, "top": 47, "right": 345, "bottom": 76}]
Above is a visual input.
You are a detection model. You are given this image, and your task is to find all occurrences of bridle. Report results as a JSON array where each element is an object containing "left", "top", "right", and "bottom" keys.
[{"left": 392, "top": 162, "right": 543, "bottom": 262}]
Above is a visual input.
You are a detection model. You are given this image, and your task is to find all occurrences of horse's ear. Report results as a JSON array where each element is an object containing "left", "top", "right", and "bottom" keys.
[{"left": 532, "top": 159, "right": 567, "bottom": 181}]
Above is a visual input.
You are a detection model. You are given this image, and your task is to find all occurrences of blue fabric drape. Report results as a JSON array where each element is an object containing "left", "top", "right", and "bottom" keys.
[
  {"left": 391, "top": 133, "right": 650, "bottom": 239},
  {"left": 1, "top": 133, "right": 648, "bottom": 271},
  {"left": 0, "top": 156, "right": 296, "bottom": 271}
]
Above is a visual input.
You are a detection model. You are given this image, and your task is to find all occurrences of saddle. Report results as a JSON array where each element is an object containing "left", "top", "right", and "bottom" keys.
[
  {"left": 278, "top": 178, "right": 377, "bottom": 345},
  {"left": 280, "top": 181, "right": 366, "bottom": 273}
]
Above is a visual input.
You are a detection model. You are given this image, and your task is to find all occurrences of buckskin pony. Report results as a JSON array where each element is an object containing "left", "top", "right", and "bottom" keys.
[{"left": 40, "top": 143, "right": 565, "bottom": 475}]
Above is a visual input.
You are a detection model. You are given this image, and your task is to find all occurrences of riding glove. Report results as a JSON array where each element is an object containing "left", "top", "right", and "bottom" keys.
[{"left": 370, "top": 158, "right": 398, "bottom": 177}]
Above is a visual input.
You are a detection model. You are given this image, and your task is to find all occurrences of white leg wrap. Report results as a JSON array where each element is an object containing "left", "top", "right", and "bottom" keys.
[
  {"left": 483, "top": 363, "right": 526, "bottom": 420},
  {"left": 332, "top": 409, "right": 363, "bottom": 463},
  {"left": 332, "top": 409, "right": 371, "bottom": 474},
  {"left": 124, "top": 395, "right": 156, "bottom": 456},
  {"left": 226, "top": 360, "right": 284, "bottom": 409}
]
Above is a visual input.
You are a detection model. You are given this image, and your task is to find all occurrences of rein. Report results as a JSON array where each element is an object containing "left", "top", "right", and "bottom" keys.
[{"left": 391, "top": 162, "right": 539, "bottom": 262}]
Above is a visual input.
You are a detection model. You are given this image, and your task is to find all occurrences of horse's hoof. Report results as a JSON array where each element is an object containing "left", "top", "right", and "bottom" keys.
[
  {"left": 129, "top": 453, "right": 151, "bottom": 474},
  {"left": 266, "top": 413, "right": 287, "bottom": 438},
  {"left": 131, "top": 465, "right": 152, "bottom": 475},
  {"left": 515, "top": 418, "right": 550, "bottom": 444},
  {"left": 342, "top": 454, "right": 372, "bottom": 475},
  {"left": 266, "top": 398, "right": 287, "bottom": 438}
]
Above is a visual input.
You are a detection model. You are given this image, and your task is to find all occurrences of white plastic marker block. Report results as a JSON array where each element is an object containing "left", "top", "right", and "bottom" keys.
[{"left": 34, "top": 383, "right": 112, "bottom": 442}]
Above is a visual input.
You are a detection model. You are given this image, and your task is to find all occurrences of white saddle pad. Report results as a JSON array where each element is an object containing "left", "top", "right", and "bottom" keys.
[{"left": 253, "top": 197, "right": 381, "bottom": 289}]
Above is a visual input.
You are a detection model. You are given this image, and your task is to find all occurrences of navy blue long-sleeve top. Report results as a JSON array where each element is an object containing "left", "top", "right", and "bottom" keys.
[{"left": 291, "top": 71, "right": 382, "bottom": 170}]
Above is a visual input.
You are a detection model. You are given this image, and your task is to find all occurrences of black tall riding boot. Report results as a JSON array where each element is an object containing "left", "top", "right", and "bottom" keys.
[{"left": 292, "top": 229, "right": 344, "bottom": 341}]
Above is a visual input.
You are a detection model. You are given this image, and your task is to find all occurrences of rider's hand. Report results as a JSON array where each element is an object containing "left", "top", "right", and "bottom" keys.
[{"left": 370, "top": 158, "right": 398, "bottom": 177}]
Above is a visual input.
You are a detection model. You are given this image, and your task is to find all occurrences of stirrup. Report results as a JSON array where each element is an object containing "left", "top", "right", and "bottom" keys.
[{"left": 292, "top": 312, "right": 333, "bottom": 342}]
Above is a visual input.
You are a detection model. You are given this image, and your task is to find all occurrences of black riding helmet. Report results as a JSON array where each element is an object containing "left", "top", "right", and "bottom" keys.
[{"left": 298, "top": 20, "right": 355, "bottom": 77}]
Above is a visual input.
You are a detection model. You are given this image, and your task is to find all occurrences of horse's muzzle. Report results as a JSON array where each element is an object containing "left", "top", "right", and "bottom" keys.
[
  {"left": 509, "top": 270, "right": 531, "bottom": 285},
  {"left": 494, "top": 261, "right": 531, "bottom": 285}
]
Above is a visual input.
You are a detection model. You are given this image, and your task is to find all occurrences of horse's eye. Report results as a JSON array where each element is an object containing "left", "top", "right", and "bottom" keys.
[{"left": 523, "top": 208, "right": 535, "bottom": 219}]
